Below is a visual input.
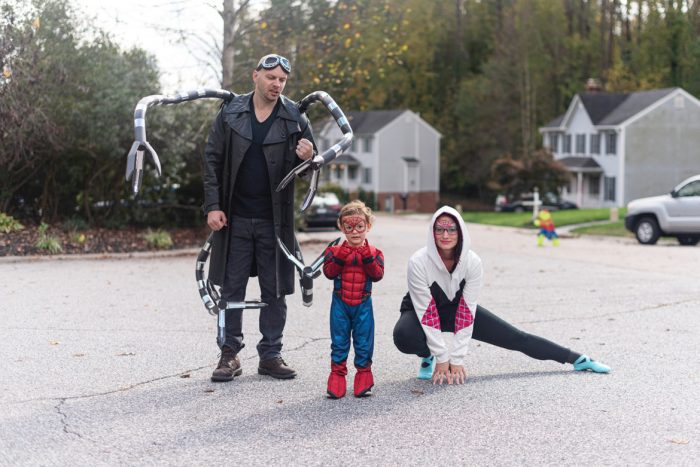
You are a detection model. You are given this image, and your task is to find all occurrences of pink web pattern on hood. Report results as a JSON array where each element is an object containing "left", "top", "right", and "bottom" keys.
[
  {"left": 454, "top": 296, "right": 474, "bottom": 333},
  {"left": 421, "top": 298, "right": 441, "bottom": 330}
]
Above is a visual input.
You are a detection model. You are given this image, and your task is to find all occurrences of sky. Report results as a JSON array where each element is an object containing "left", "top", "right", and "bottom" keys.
[{"left": 72, "top": 0, "right": 229, "bottom": 92}]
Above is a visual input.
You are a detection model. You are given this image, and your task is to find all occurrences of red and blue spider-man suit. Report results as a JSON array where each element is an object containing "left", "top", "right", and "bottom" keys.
[{"left": 323, "top": 240, "right": 384, "bottom": 397}]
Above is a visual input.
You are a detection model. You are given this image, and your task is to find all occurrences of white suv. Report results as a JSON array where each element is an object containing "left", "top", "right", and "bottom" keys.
[{"left": 624, "top": 174, "right": 700, "bottom": 245}]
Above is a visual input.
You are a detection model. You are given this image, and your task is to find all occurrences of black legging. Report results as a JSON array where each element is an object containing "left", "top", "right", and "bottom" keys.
[{"left": 393, "top": 302, "right": 579, "bottom": 365}]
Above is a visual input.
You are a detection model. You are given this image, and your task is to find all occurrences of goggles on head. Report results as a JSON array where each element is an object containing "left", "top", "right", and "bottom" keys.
[{"left": 256, "top": 54, "right": 291, "bottom": 74}]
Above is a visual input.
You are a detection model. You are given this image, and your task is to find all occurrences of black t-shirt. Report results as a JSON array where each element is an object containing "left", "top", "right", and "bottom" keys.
[{"left": 231, "top": 98, "right": 281, "bottom": 219}]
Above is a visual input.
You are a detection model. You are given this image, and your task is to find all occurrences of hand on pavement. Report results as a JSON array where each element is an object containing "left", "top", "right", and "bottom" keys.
[
  {"left": 432, "top": 362, "right": 452, "bottom": 385},
  {"left": 449, "top": 364, "right": 467, "bottom": 384}
]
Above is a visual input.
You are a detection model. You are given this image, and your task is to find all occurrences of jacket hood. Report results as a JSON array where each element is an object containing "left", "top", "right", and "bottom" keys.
[{"left": 426, "top": 206, "right": 472, "bottom": 272}]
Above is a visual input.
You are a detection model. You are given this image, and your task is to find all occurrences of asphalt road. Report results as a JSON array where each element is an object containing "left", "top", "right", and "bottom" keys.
[{"left": 1, "top": 213, "right": 699, "bottom": 466}]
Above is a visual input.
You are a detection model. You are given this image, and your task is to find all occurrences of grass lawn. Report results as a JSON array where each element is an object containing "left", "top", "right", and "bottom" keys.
[
  {"left": 461, "top": 208, "right": 627, "bottom": 228},
  {"left": 570, "top": 220, "right": 633, "bottom": 237}
]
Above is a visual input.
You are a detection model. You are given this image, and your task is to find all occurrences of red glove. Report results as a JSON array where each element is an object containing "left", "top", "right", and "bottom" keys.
[
  {"left": 358, "top": 243, "right": 375, "bottom": 259},
  {"left": 334, "top": 244, "right": 354, "bottom": 262}
]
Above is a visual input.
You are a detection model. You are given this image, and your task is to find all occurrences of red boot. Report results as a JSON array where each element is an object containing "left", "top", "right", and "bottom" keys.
[
  {"left": 327, "top": 360, "right": 347, "bottom": 399},
  {"left": 354, "top": 363, "right": 374, "bottom": 397}
]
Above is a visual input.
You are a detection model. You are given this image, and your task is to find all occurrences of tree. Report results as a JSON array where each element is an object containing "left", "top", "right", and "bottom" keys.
[
  {"left": 0, "top": 0, "right": 214, "bottom": 226},
  {"left": 488, "top": 149, "right": 569, "bottom": 198}
]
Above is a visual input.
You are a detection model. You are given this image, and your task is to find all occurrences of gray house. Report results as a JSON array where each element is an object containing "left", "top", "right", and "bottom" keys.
[
  {"left": 316, "top": 110, "right": 441, "bottom": 213},
  {"left": 539, "top": 87, "right": 700, "bottom": 208}
]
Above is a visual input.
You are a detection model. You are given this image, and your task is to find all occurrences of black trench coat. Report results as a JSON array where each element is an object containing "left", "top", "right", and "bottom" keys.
[{"left": 202, "top": 92, "right": 315, "bottom": 297}]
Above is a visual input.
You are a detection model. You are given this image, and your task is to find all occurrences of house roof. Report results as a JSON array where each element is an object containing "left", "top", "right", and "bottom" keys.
[
  {"left": 541, "top": 88, "right": 677, "bottom": 129},
  {"left": 597, "top": 88, "right": 676, "bottom": 125},
  {"left": 558, "top": 156, "right": 603, "bottom": 172},
  {"left": 345, "top": 110, "right": 405, "bottom": 134}
]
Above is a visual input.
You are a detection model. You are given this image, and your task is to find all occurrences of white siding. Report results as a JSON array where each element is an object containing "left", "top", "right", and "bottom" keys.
[{"left": 624, "top": 92, "right": 700, "bottom": 202}]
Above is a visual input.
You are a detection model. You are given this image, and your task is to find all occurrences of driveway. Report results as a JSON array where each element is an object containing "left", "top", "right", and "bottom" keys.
[{"left": 1, "top": 213, "right": 698, "bottom": 465}]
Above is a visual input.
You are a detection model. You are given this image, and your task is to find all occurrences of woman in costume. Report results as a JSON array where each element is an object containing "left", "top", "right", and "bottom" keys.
[{"left": 393, "top": 206, "right": 610, "bottom": 384}]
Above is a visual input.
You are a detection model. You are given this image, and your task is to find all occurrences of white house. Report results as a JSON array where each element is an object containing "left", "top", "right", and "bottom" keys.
[
  {"left": 316, "top": 109, "right": 441, "bottom": 213},
  {"left": 539, "top": 87, "right": 700, "bottom": 208}
]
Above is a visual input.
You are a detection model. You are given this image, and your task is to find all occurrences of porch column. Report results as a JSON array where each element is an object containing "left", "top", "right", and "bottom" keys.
[{"left": 577, "top": 172, "right": 583, "bottom": 207}]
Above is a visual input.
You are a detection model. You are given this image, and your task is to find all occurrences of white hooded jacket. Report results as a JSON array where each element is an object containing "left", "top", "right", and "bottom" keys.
[{"left": 406, "top": 206, "right": 483, "bottom": 366}]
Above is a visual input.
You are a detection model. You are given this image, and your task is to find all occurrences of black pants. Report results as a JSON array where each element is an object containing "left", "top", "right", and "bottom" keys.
[
  {"left": 220, "top": 216, "right": 286, "bottom": 360},
  {"left": 393, "top": 302, "right": 576, "bottom": 364}
]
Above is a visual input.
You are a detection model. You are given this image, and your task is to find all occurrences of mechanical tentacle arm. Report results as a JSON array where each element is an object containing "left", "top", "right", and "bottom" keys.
[
  {"left": 196, "top": 232, "right": 267, "bottom": 348},
  {"left": 125, "top": 89, "right": 234, "bottom": 195},
  {"left": 277, "top": 236, "right": 341, "bottom": 307},
  {"left": 276, "top": 91, "right": 353, "bottom": 211}
]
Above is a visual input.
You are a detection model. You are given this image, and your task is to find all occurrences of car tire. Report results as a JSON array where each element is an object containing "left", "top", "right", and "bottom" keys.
[
  {"left": 677, "top": 235, "right": 700, "bottom": 246},
  {"left": 635, "top": 217, "right": 660, "bottom": 245},
  {"left": 514, "top": 206, "right": 524, "bottom": 213}
]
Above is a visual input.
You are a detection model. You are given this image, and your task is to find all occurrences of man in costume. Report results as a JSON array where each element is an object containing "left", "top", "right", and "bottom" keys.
[{"left": 204, "top": 54, "right": 315, "bottom": 382}]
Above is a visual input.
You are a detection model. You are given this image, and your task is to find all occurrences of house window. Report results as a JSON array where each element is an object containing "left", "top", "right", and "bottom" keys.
[
  {"left": 362, "top": 167, "right": 372, "bottom": 184},
  {"left": 334, "top": 165, "right": 342, "bottom": 179},
  {"left": 362, "top": 137, "right": 373, "bottom": 152},
  {"left": 350, "top": 139, "right": 357, "bottom": 152},
  {"left": 605, "top": 132, "right": 617, "bottom": 155},
  {"left": 589, "top": 175, "right": 600, "bottom": 196},
  {"left": 348, "top": 165, "right": 358, "bottom": 180},
  {"left": 604, "top": 176, "right": 616, "bottom": 201},
  {"left": 590, "top": 133, "right": 600, "bottom": 154},
  {"left": 549, "top": 133, "right": 559, "bottom": 153},
  {"left": 563, "top": 134, "right": 572, "bottom": 154},
  {"left": 576, "top": 134, "right": 586, "bottom": 154}
]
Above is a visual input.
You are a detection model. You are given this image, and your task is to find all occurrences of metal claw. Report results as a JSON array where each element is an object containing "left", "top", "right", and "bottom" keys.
[
  {"left": 276, "top": 158, "right": 313, "bottom": 193},
  {"left": 277, "top": 236, "right": 341, "bottom": 307},
  {"left": 276, "top": 237, "right": 305, "bottom": 271},
  {"left": 126, "top": 141, "right": 161, "bottom": 195},
  {"left": 299, "top": 169, "right": 320, "bottom": 211}
]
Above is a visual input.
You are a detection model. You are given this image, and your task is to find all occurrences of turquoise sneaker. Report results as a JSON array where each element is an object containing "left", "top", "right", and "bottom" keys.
[
  {"left": 573, "top": 355, "right": 610, "bottom": 373},
  {"left": 417, "top": 356, "right": 435, "bottom": 380}
]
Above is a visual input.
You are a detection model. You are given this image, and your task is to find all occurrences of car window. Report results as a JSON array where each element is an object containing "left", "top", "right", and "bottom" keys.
[
  {"left": 677, "top": 181, "right": 700, "bottom": 197},
  {"left": 313, "top": 193, "right": 340, "bottom": 207}
]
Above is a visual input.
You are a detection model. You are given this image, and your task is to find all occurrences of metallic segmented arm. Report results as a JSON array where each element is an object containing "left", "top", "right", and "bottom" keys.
[
  {"left": 125, "top": 89, "right": 235, "bottom": 195},
  {"left": 196, "top": 232, "right": 267, "bottom": 315},
  {"left": 276, "top": 91, "right": 353, "bottom": 211},
  {"left": 277, "top": 236, "right": 341, "bottom": 307}
]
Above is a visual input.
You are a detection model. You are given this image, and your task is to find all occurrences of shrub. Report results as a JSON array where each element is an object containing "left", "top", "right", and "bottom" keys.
[
  {"left": 61, "top": 217, "right": 89, "bottom": 232},
  {"left": 143, "top": 229, "right": 173, "bottom": 249},
  {"left": 0, "top": 212, "right": 24, "bottom": 233},
  {"left": 70, "top": 232, "right": 87, "bottom": 244},
  {"left": 35, "top": 223, "right": 63, "bottom": 254}
]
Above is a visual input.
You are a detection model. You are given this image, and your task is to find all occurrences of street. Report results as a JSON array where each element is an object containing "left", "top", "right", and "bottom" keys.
[{"left": 1, "top": 213, "right": 699, "bottom": 465}]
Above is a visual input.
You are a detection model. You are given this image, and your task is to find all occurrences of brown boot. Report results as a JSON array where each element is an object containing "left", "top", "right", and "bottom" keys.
[
  {"left": 258, "top": 356, "right": 297, "bottom": 379},
  {"left": 211, "top": 347, "right": 242, "bottom": 382}
]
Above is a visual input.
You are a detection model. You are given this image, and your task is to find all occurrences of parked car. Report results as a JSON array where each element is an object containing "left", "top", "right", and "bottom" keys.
[
  {"left": 301, "top": 192, "right": 342, "bottom": 230},
  {"left": 624, "top": 174, "right": 700, "bottom": 245},
  {"left": 495, "top": 192, "right": 578, "bottom": 213}
]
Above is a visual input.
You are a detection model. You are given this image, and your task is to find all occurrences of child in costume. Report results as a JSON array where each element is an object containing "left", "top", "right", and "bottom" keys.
[
  {"left": 534, "top": 209, "right": 560, "bottom": 246},
  {"left": 322, "top": 200, "right": 384, "bottom": 398}
]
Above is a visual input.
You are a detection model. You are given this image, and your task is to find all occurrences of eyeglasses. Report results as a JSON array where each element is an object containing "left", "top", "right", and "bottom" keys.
[
  {"left": 257, "top": 54, "right": 291, "bottom": 74},
  {"left": 434, "top": 226, "right": 458, "bottom": 235},
  {"left": 341, "top": 222, "right": 367, "bottom": 233}
]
